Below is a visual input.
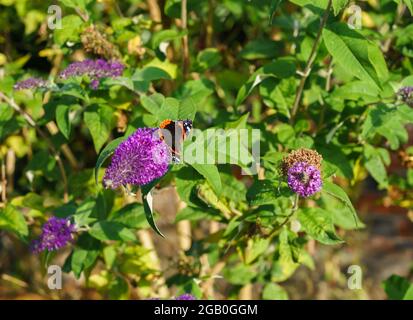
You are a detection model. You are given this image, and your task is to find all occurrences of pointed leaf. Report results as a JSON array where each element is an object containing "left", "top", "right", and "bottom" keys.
[{"left": 95, "top": 136, "right": 127, "bottom": 185}]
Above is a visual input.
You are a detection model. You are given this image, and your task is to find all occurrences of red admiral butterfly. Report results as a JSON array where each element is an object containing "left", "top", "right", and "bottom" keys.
[{"left": 158, "top": 119, "right": 192, "bottom": 163}]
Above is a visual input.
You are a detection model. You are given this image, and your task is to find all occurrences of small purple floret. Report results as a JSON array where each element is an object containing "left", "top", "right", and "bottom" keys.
[
  {"left": 287, "top": 162, "right": 322, "bottom": 197},
  {"left": 32, "top": 217, "right": 76, "bottom": 253},
  {"left": 59, "top": 59, "right": 124, "bottom": 89},
  {"left": 14, "top": 77, "right": 48, "bottom": 90},
  {"left": 175, "top": 293, "right": 196, "bottom": 300},
  {"left": 398, "top": 86, "right": 413, "bottom": 107},
  {"left": 103, "top": 128, "right": 171, "bottom": 189}
]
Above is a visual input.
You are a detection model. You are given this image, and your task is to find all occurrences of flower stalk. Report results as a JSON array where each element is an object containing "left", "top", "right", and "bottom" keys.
[{"left": 290, "top": 0, "right": 333, "bottom": 122}]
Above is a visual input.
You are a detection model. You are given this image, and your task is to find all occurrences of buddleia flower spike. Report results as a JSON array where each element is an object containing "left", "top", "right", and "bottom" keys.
[
  {"left": 31, "top": 217, "right": 77, "bottom": 253},
  {"left": 103, "top": 128, "right": 171, "bottom": 189},
  {"left": 280, "top": 148, "right": 323, "bottom": 197}
]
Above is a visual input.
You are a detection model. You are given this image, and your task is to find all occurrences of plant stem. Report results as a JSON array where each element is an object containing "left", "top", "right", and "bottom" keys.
[
  {"left": 146, "top": 0, "right": 162, "bottom": 24},
  {"left": 206, "top": 0, "right": 215, "bottom": 47},
  {"left": 0, "top": 158, "right": 6, "bottom": 204},
  {"left": 75, "top": 7, "right": 89, "bottom": 22},
  {"left": 382, "top": 3, "right": 406, "bottom": 53},
  {"left": 6, "top": 149, "right": 15, "bottom": 192},
  {"left": 0, "top": 92, "right": 69, "bottom": 203},
  {"left": 290, "top": 0, "right": 332, "bottom": 122},
  {"left": 325, "top": 57, "right": 333, "bottom": 92},
  {"left": 181, "top": 0, "right": 190, "bottom": 79}
]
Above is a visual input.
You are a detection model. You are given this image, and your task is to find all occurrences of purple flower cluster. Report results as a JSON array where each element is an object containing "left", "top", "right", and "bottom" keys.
[
  {"left": 287, "top": 162, "right": 322, "bottom": 197},
  {"left": 13, "top": 77, "right": 48, "bottom": 90},
  {"left": 31, "top": 217, "right": 76, "bottom": 253},
  {"left": 59, "top": 59, "right": 124, "bottom": 89},
  {"left": 398, "top": 86, "right": 413, "bottom": 107},
  {"left": 103, "top": 128, "right": 171, "bottom": 189},
  {"left": 147, "top": 293, "right": 197, "bottom": 300},
  {"left": 175, "top": 293, "right": 196, "bottom": 300}
]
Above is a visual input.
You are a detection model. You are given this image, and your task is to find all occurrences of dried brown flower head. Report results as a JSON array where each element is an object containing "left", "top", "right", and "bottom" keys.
[
  {"left": 128, "top": 35, "right": 146, "bottom": 57},
  {"left": 116, "top": 110, "right": 128, "bottom": 133},
  {"left": 280, "top": 148, "right": 323, "bottom": 176},
  {"left": 399, "top": 149, "right": 413, "bottom": 169},
  {"left": 81, "top": 25, "right": 121, "bottom": 60}
]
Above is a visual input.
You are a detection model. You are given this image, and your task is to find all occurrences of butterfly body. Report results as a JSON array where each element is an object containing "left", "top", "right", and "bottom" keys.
[{"left": 158, "top": 119, "right": 192, "bottom": 163}]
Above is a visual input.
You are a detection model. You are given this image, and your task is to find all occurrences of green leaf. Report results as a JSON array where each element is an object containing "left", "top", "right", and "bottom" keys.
[
  {"left": 11, "top": 192, "right": 44, "bottom": 212},
  {"left": 157, "top": 97, "right": 197, "bottom": 122},
  {"left": 142, "top": 187, "right": 165, "bottom": 237},
  {"left": 190, "top": 163, "right": 222, "bottom": 196},
  {"left": 322, "top": 180, "right": 358, "bottom": 224},
  {"left": 126, "top": 66, "right": 172, "bottom": 92},
  {"left": 225, "top": 113, "right": 249, "bottom": 130},
  {"left": 175, "top": 207, "right": 209, "bottom": 222},
  {"left": 146, "top": 58, "right": 178, "bottom": 79},
  {"left": 164, "top": 0, "right": 204, "bottom": 18},
  {"left": 239, "top": 39, "right": 282, "bottom": 60},
  {"left": 62, "top": 233, "right": 100, "bottom": 278},
  {"left": 140, "top": 93, "right": 165, "bottom": 115},
  {"left": 298, "top": 208, "right": 343, "bottom": 245},
  {"left": 259, "top": 78, "right": 295, "bottom": 118},
  {"left": 151, "top": 29, "right": 186, "bottom": 50},
  {"left": 236, "top": 58, "right": 296, "bottom": 107},
  {"left": 332, "top": 0, "right": 349, "bottom": 16},
  {"left": 330, "top": 80, "right": 380, "bottom": 102},
  {"left": 108, "top": 276, "right": 129, "bottom": 300},
  {"left": 401, "top": 0, "right": 413, "bottom": 15},
  {"left": 178, "top": 97, "right": 197, "bottom": 120},
  {"left": 363, "top": 144, "right": 389, "bottom": 188},
  {"left": 362, "top": 104, "right": 412, "bottom": 150},
  {"left": 109, "top": 203, "right": 148, "bottom": 229},
  {"left": 323, "top": 23, "right": 384, "bottom": 89},
  {"left": 247, "top": 180, "right": 291, "bottom": 206},
  {"left": 367, "top": 41, "right": 389, "bottom": 81},
  {"left": 89, "top": 221, "right": 137, "bottom": 242},
  {"left": 269, "top": 0, "right": 283, "bottom": 25},
  {"left": 243, "top": 237, "right": 270, "bottom": 265},
  {"left": 0, "top": 102, "right": 21, "bottom": 141},
  {"left": 271, "top": 228, "right": 300, "bottom": 282},
  {"left": 262, "top": 283, "right": 288, "bottom": 300},
  {"left": 223, "top": 263, "right": 256, "bottom": 285},
  {"left": 0, "top": 204, "right": 28, "bottom": 238},
  {"left": 95, "top": 136, "right": 127, "bottom": 185},
  {"left": 53, "top": 15, "right": 84, "bottom": 46},
  {"left": 320, "top": 193, "right": 364, "bottom": 230},
  {"left": 383, "top": 275, "right": 413, "bottom": 300},
  {"left": 408, "top": 169, "right": 413, "bottom": 187},
  {"left": 177, "top": 79, "right": 214, "bottom": 105},
  {"left": 289, "top": 0, "right": 329, "bottom": 11},
  {"left": 103, "top": 246, "right": 117, "bottom": 269},
  {"left": 132, "top": 66, "right": 171, "bottom": 82},
  {"left": 55, "top": 104, "right": 71, "bottom": 140},
  {"left": 59, "top": 0, "right": 92, "bottom": 11},
  {"left": 236, "top": 73, "right": 270, "bottom": 107},
  {"left": 56, "top": 82, "right": 87, "bottom": 101},
  {"left": 73, "top": 198, "right": 98, "bottom": 227},
  {"left": 84, "top": 104, "right": 114, "bottom": 153},
  {"left": 196, "top": 48, "right": 222, "bottom": 71}
]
